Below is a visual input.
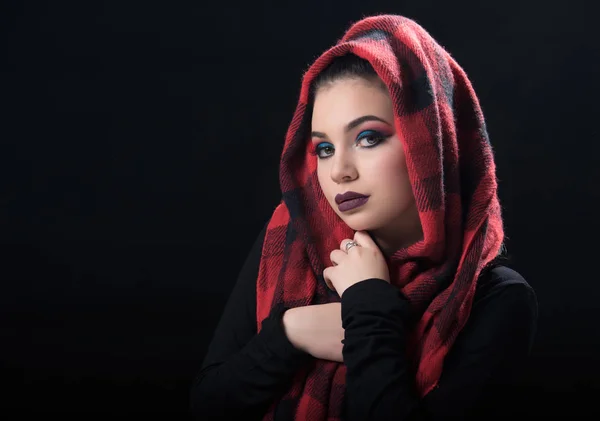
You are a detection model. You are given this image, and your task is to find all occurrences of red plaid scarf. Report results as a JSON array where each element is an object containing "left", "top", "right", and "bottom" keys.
[{"left": 256, "top": 14, "right": 504, "bottom": 420}]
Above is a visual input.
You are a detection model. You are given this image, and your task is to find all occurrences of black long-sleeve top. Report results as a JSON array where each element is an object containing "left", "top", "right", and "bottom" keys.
[{"left": 191, "top": 223, "right": 538, "bottom": 420}]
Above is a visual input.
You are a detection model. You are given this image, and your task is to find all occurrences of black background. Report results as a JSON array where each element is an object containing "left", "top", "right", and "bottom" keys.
[{"left": 2, "top": 0, "right": 598, "bottom": 418}]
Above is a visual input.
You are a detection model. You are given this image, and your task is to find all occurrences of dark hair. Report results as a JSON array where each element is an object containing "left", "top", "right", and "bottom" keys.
[{"left": 310, "top": 54, "right": 381, "bottom": 98}]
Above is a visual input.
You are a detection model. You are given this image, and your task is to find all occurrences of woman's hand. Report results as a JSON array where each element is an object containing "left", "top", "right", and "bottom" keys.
[
  {"left": 282, "top": 303, "right": 344, "bottom": 362},
  {"left": 323, "top": 231, "right": 390, "bottom": 298},
  {"left": 280, "top": 232, "right": 389, "bottom": 362}
]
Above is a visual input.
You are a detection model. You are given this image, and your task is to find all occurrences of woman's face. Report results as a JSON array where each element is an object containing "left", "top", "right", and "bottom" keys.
[{"left": 311, "top": 77, "right": 421, "bottom": 248}]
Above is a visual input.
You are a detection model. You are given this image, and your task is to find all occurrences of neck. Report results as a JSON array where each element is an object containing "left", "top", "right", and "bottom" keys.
[{"left": 369, "top": 206, "right": 423, "bottom": 257}]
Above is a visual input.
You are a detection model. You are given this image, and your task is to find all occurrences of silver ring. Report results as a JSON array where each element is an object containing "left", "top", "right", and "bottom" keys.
[{"left": 345, "top": 241, "right": 360, "bottom": 252}]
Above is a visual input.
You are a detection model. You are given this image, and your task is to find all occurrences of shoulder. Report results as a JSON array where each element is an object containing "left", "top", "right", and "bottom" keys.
[
  {"left": 468, "top": 265, "right": 538, "bottom": 348},
  {"left": 427, "top": 266, "right": 538, "bottom": 418},
  {"left": 442, "top": 265, "right": 539, "bottom": 379},
  {"left": 474, "top": 265, "right": 536, "bottom": 308}
]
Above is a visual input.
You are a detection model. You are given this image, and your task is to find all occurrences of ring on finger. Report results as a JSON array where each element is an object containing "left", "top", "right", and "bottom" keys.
[{"left": 345, "top": 240, "right": 360, "bottom": 252}]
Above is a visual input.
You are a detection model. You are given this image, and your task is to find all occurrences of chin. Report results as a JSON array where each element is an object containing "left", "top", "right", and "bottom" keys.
[{"left": 339, "top": 213, "right": 378, "bottom": 232}]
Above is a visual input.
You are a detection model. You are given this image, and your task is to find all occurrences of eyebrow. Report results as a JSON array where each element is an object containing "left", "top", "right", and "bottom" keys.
[{"left": 311, "top": 115, "right": 391, "bottom": 139}]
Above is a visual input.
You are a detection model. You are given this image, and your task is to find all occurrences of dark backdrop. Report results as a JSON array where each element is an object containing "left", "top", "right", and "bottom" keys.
[{"left": 2, "top": 0, "right": 598, "bottom": 418}]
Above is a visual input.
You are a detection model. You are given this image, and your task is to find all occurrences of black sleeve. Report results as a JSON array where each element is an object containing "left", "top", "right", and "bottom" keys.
[
  {"left": 341, "top": 276, "right": 537, "bottom": 421},
  {"left": 190, "top": 222, "right": 311, "bottom": 420}
]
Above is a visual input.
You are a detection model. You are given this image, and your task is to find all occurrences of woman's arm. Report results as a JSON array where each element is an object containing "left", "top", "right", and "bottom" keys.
[
  {"left": 341, "top": 278, "right": 420, "bottom": 420},
  {"left": 190, "top": 223, "right": 310, "bottom": 420},
  {"left": 341, "top": 270, "right": 537, "bottom": 420}
]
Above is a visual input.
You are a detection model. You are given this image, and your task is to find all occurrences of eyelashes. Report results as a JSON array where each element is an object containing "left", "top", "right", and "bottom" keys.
[
  {"left": 312, "top": 142, "right": 334, "bottom": 158},
  {"left": 310, "top": 130, "right": 389, "bottom": 159}
]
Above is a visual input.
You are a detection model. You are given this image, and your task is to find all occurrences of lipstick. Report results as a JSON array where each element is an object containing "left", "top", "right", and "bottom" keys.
[{"left": 335, "top": 191, "right": 369, "bottom": 212}]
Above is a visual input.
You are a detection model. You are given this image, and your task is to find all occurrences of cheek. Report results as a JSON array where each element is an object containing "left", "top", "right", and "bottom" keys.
[
  {"left": 316, "top": 166, "right": 333, "bottom": 198},
  {"left": 372, "top": 150, "right": 413, "bottom": 197},
  {"left": 372, "top": 145, "right": 405, "bottom": 175}
]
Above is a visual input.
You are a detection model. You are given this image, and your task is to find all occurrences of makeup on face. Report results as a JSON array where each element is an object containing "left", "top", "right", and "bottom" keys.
[
  {"left": 310, "top": 115, "right": 394, "bottom": 159},
  {"left": 337, "top": 196, "right": 369, "bottom": 212}
]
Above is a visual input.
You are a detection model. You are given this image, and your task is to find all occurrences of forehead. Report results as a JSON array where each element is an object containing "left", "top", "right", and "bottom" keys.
[{"left": 311, "top": 78, "right": 392, "bottom": 127}]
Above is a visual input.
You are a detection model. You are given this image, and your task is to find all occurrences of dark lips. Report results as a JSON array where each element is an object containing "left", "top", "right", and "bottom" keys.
[
  {"left": 338, "top": 197, "right": 369, "bottom": 212},
  {"left": 335, "top": 191, "right": 370, "bottom": 212},
  {"left": 335, "top": 191, "right": 369, "bottom": 204}
]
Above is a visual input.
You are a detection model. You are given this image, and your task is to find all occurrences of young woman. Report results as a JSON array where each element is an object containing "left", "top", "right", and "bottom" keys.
[{"left": 191, "top": 14, "right": 538, "bottom": 420}]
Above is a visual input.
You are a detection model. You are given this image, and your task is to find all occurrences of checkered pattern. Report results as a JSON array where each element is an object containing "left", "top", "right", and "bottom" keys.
[{"left": 256, "top": 15, "right": 504, "bottom": 420}]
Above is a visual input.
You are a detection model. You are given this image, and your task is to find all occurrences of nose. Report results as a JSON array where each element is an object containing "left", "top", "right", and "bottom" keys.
[{"left": 329, "top": 150, "right": 358, "bottom": 183}]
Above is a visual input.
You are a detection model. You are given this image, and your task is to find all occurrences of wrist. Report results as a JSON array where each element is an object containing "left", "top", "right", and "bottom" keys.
[{"left": 282, "top": 308, "right": 306, "bottom": 352}]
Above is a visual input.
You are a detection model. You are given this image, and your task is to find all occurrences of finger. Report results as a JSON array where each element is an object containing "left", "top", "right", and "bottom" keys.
[
  {"left": 322, "top": 267, "right": 335, "bottom": 291},
  {"left": 330, "top": 249, "right": 346, "bottom": 265},
  {"left": 353, "top": 230, "right": 378, "bottom": 249},
  {"left": 340, "top": 238, "right": 358, "bottom": 253}
]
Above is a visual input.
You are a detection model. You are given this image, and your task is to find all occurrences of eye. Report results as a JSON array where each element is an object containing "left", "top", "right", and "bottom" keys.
[
  {"left": 315, "top": 142, "right": 334, "bottom": 159},
  {"left": 356, "top": 130, "right": 386, "bottom": 147}
]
